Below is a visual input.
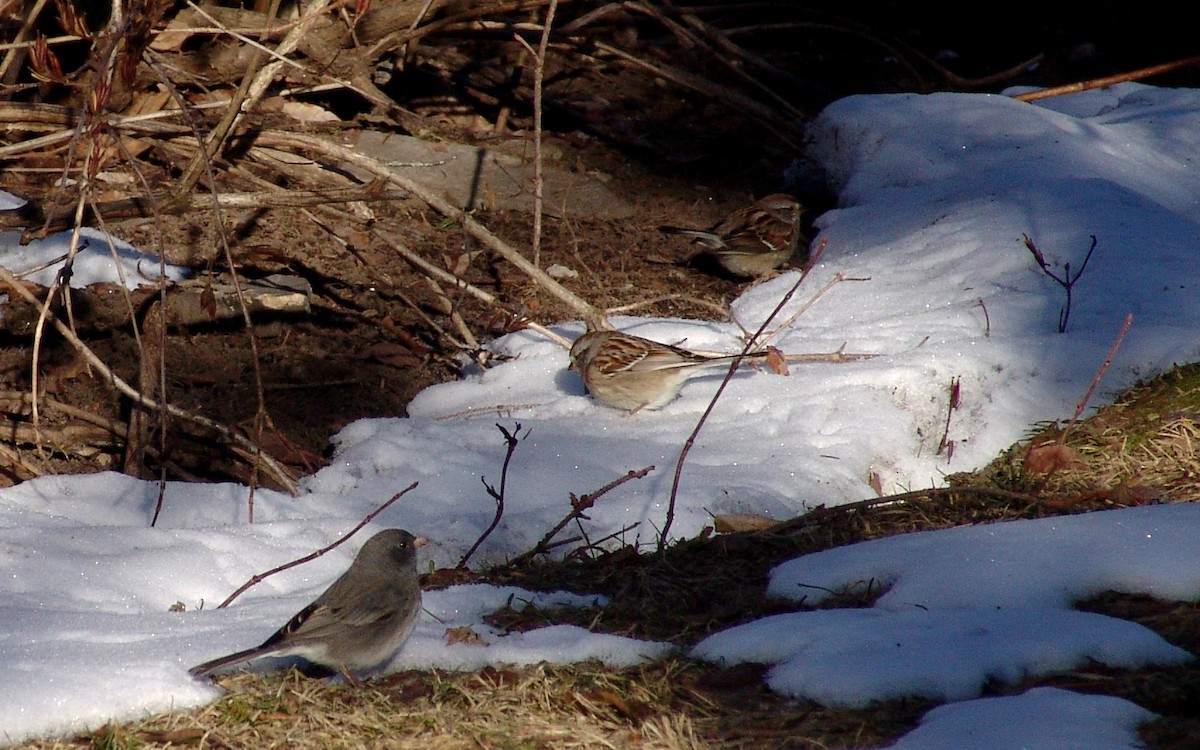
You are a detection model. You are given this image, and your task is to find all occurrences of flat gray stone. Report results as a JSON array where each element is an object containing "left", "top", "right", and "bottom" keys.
[{"left": 351, "top": 131, "right": 633, "bottom": 220}]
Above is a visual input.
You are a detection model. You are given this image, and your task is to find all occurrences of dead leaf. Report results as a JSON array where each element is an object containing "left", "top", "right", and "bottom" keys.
[
  {"left": 199, "top": 286, "right": 216, "bottom": 319},
  {"left": 366, "top": 342, "right": 421, "bottom": 369},
  {"left": 281, "top": 101, "right": 341, "bottom": 124},
  {"left": 445, "top": 626, "right": 488, "bottom": 646},
  {"left": 476, "top": 666, "right": 521, "bottom": 688},
  {"left": 712, "top": 513, "right": 778, "bottom": 533},
  {"left": 1111, "top": 481, "right": 1163, "bottom": 505},
  {"left": 765, "top": 346, "right": 790, "bottom": 375},
  {"left": 444, "top": 252, "right": 472, "bottom": 277},
  {"left": 1023, "top": 443, "right": 1085, "bottom": 474}
]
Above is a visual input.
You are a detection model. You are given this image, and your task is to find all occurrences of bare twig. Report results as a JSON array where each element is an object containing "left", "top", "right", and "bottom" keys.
[
  {"left": 511, "top": 0, "right": 558, "bottom": 266},
  {"left": 627, "top": 2, "right": 807, "bottom": 122},
  {"left": 1025, "top": 313, "right": 1133, "bottom": 493},
  {"left": 564, "top": 523, "right": 640, "bottom": 561},
  {"left": 590, "top": 40, "right": 803, "bottom": 149},
  {"left": 977, "top": 297, "right": 991, "bottom": 337},
  {"left": 937, "top": 376, "right": 961, "bottom": 459},
  {"left": 1065, "top": 313, "right": 1133, "bottom": 435},
  {"left": 376, "top": 230, "right": 573, "bottom": 348},
  {"left": 605, "top": 294, "right": 732, "bottom": 320},
  {"left": 1023, "top": 233, "right": 1098, "bottom": 333},
  {"left": 660, "top": 246, "right": 830, "bottom": 552},
  {"left": 458, "top": 424, "right": 526, "bottom": 569},
  {"left": 511, "top": 465, "right": 655, "bottom": 566},
  {"left": 217, "top": 482, "right": 418, "bottom": 609},
  {"left": 174, "top": 0, "right": 290, "bottom": 197},
  {"left": 0, "top": 0, "right": 51, "bottom": 84},
  {"left": 769, "top": 485, "right": 1042, "bottom": 536}
]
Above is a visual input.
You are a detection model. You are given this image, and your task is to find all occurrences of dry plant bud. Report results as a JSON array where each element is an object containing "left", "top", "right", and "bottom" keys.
[
  {"left": 54, "top": 0, "right": 90, "bottom": 38},
  {"left": 1022, "top": 233, "right": 1046, "bottom": 266},
  {"left": 29, "top": 35, "right": 67, "bottom": 83}
]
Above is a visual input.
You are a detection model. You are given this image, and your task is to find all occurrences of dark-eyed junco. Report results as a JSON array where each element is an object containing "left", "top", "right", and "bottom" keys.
[
  {"left": 189, "top": 528, "right": 425, "bottom": 678},
  {"left": 569, "top": 329, "right": 777, "bottom": 413},
  {"left": 659, "top": 194, "right": 806, "bottom": 278}
]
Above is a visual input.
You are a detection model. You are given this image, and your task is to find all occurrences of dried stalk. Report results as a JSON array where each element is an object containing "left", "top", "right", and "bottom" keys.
[
  {"left": 251, "top": 129, "right": 604, "bottom": 332},
  {"left": 376, "top": 230, "right": 573, "bottom": 348},
  {"left": 1013, "top": 55, "right": 1200, "bottom": 103},
  {"left": 458, "top": 423, "right": 525, "bottom": 569}
]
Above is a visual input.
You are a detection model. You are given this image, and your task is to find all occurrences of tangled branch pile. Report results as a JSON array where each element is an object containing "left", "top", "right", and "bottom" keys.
[{"left": 0, "top": 0, "right": 1067, "bottom": 492}]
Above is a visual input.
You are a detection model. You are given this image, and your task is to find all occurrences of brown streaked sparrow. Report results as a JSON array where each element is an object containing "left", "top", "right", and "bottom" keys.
[
  {"left": 189, "top": 529, "right": 425, "bottom": 679},
  {"left": 569, "top": 329, "right": 774, "bottom": 413},
  {"left": 659, "top": 193, "right": 806, "bottom": 278}
]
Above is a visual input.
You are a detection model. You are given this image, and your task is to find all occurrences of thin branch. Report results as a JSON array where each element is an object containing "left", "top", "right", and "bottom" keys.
[
  {"left": 1023, "top": 233, "right": 1098, "bottom": 333},
  {"left": 937, "top": 376, "right": 961, "bottom": 459},
  {"left": 254, "top": 130, "right": 607, "bottom": 329},
  {"left": 458, "top": 424, "right": 525, "bottom": 569},
  {"left": 1064, "top": 313, "right": 1133, "bottom": 434},
  {"left": 376, "top": 230, "right": 574, "bottom": 348},
  {"left": 512, "top": 0, "right": 558, "bottom": 266},
  {"left": 511, "top": 465, "right": 654, "bottom": 566},
  {"left": 660, "top": 248, "right": 829, "bottom": 552}
]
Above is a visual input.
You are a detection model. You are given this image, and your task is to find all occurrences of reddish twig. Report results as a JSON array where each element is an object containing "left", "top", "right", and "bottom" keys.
[
  {"left": 1023, "top": 233, "right": 1098, "bottom": 333},
  {"left": 1026, "top": 313, "right": 1133, "bottom": 493},
  {"left": 937, "top": 376, "right": 961, "bottom": 459},
  {"left": 1013, "top": 55, "right": 1200, "bottom": 103},
  {"left": 564, "top": 523, "right": 641, "bottom": 561},
  {"left": 1064, "top": 313, "right": 1133, "bottom": 434},
  {"left": 977, "top": 297, "right": 991, "bottom": 337},
  {"left": 216, "top": 481, "right": 418, "bottom": 609}
]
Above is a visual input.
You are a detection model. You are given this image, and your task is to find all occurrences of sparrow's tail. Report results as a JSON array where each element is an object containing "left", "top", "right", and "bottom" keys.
[{"left": 658, "top": 225, "right": 726, "bottom": 250}]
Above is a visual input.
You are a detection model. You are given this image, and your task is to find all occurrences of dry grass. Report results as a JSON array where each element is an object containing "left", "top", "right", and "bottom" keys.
[{"left": 19, "top": 661, "right": 923, "bottom": 750}]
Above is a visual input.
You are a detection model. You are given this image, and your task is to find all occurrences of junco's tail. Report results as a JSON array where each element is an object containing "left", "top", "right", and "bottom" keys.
[{"left": 189, "top": 645, "right": 271, "bottom": 677}]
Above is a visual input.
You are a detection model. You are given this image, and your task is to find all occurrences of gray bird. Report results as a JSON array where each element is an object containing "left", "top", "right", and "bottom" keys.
[{"left": 189, "top": 528, "right": 426, "bottom": 678}]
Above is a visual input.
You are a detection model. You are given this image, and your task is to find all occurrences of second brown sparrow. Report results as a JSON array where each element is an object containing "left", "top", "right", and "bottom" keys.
[
  {"left": 569, "top": 329, "right": 779, "bottom": 413},
  {"left": 659, "top": 193, "right": 806, "bottom": 278}
]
